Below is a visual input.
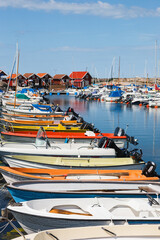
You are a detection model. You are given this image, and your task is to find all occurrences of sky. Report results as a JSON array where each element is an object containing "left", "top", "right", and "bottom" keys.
[{"left": 1, "top": 0, "right": 160, "bottom": 78}]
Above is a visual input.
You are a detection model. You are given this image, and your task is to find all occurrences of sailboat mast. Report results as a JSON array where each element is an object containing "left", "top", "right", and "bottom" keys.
[
  {"left": 14, "top": 43, "right": 19, "bottom": 108},
  {"left": 118, "top": 56, "right": 120, "bottom": 85},
  {"left": 155, "top": 40, "right": 157, "bottom": 85}
]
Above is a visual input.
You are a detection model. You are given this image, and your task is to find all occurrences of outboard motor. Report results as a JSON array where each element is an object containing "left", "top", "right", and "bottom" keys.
[
  {"left": 142, "top": 161, "right": 158, "bottom": 177},
  {"left": 66, "top": 107, "right": 79, "bottom": 118},
  {"left": 53, "top": 106, "right": 63, "bottom": 112},
  {"left": 98, "top": 137, "right": 110, "bottom": 148},
  {"left": 77, "top": 116, "right": 84, "bottom": 123},
  {"left": 130, "top": 148, "right": 143, "bottom": 161},
  {"left": 114, "top": 127, "right": 125, "bottom": 136},
  {"left": 98, "top": 137, "right": 129, "bottom": 157}
]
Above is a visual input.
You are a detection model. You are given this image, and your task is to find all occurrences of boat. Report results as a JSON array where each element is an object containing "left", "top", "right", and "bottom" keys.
[
  {"left": 7, "top": 197, "right": 160, "bottom": 234},
  {"left": 0, "top": 117, "right": 82, "bottom": 127},
  {"left": 6, "top": 180, "right": 160, "bottom": 202},
  {"left": 1, "top": 122, "right": 89, "bottom": 132},
  {"left": 0, "top": 126, "right": 136, "bottom": 149},
  {"left": 11, "top": 224, "right": 160, "bottom": 240},
  {"left": 0, "top": 162, "right": 158, "bottom": 183},
  {"left": 0, "top": 128, "right": 128, "bottom": 158},
  {"left": 2, "top": 103, "right": 64, "bottom": 115},
  {"left": 1, "top": 111, "right": 67, "bottom": 121},
  {"left": 2, "top": 154, "right": 144, "bottom": 169}
]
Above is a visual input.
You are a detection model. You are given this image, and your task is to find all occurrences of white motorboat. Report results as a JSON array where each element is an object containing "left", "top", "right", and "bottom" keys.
[
  {"left": 0, "top": 126, "right": 136, "bottom": 158},
  {"left": 7, "top": 197, "right": 160, "bottom": 234}
]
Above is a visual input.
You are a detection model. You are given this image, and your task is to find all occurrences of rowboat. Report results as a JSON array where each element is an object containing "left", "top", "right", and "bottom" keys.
[
  {"left": 11, "top": 224, "right": 160, "bottom": 240},
  {"left": 6, "top": 180, "right": 160, "bottom": 202},
  {"left": 1, "top": 165, "right": 158, "bottom": 183},
  {"left": 2, "top": 155, "right": 145, "bottom": 169},
  {"left": 7, "top": 197, "right": 160, "bottom": 234}
]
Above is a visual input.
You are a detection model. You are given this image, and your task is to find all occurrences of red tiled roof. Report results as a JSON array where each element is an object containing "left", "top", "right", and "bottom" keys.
[
  {"left": 53, "top": 74, "right": 66, "bottom": 79},
  {"left": 6, "top": 74, "right": 20, "bottom": 79},
  {"left": 23, "top": 73, "right": 34, "bottom": 78},
  {"left": 37, "top": 73, "right": 47, "bottom": 78},
  {"left": 69, "top": 71, "right": 88, "bottom": 79}
]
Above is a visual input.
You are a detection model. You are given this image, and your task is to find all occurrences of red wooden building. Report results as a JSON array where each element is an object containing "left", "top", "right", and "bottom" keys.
[{"left": 69, "top": 71, "right": 92, "bottom": 88}]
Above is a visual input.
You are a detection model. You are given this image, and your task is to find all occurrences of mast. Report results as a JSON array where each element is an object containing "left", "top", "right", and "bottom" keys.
[
  {"left": 155, "top": 40, "right": 157, "bottom": 85},
  {"left": 6, "top": 54, "right": 16, "bottom": 93},
  {"left": 118, "top": 56, "right": 120, "bottom": 85},
  {"left": 14, "top": 43, "right": 19, "bottom": 108}
]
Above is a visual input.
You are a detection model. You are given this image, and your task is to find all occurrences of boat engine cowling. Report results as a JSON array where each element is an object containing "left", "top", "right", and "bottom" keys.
[
  {"left": 142, "top": 161, "right": 157, "bottom": 177},
  {"left": 98, "top": 137, "right": 129, "bottom": 157},
  {"left": 114, "top": 127, "right": 125, "bottom": 136}
]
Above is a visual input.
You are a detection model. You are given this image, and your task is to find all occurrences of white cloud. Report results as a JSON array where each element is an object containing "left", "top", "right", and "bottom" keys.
[{"left": 0, "top": 0, "right": 160, "bottom": 19}]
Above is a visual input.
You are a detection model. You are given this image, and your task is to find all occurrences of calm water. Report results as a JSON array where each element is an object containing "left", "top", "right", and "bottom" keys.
[
  {"left": 1, "top": 94, "right": 160, "bottom": 239},
  {"left": 51, "top": 95, "right": 160, "bottom": 169}
]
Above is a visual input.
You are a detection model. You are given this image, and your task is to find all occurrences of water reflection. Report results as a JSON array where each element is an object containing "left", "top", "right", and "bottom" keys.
[{"left": 49, "top": 95, "right": 160, "bottom": 167}]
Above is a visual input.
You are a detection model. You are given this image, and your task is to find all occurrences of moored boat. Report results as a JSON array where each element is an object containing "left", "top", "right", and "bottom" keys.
[
  {"left": 0, "top": 163, "right": 158, "bottom": 183},
  {"left": 6, "top": 180, "right": 160, "bottom": 202},
  {"left": 7, "top": 197, "right": 160, "bottom": 234},
  {"left": 11, "top": 224, "right": 160, "bottom": 240},
  {"left": 2, "top": 154, "right": 144, "bottom": 169}
]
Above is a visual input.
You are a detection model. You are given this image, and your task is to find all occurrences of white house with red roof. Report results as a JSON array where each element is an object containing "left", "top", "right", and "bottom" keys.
[{"left": 69, "top": 71, "right": 92, "bottom": 88}]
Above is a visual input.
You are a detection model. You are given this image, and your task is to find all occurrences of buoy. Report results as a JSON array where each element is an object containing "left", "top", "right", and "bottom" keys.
[
  {"left": 120, "top": 101, "right": 123, "bottom": 104},
  {"left": 155, "top": 105, "right": 158, "bottom": 108},
  {"left": 57, "top": 92, "right": 60, "bottom": 95},
  {"left": 66, "top": 92, "right": 69, "bottom": 95},
  {"left": 110, "top": 100, "right": 113, "bottom": 102},
  {"left": 146, "top": 104, "right": 149, "bottom": 108},
  {"left": 98, "top": 98, "right": 100, "bottom": 101},
  {"left": 139, "top": 103, "right": 142, "bottom": 106},
  {"left": 115, "top": 101, "right": 117, "bottom": 103},
  {"left": 102, "top": 99, "right": 104, "bottom": 102}
]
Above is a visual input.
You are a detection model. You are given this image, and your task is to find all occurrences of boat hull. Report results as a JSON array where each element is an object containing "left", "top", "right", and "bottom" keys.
[
  {"left": 7, "top": 180, "right": 160, "bottom": 202},
  {"left": 2, "top": 155, "right": 145, "bottom": 170}
]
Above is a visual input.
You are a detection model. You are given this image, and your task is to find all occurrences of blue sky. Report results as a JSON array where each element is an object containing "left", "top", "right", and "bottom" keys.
[{"left": 1, "top": 0, "right": 160, "bottom": 78}]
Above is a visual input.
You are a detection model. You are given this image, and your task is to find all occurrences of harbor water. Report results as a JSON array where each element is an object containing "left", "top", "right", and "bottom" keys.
[{"left": 1, "top": 94, "right": 160, "bottom": 239}]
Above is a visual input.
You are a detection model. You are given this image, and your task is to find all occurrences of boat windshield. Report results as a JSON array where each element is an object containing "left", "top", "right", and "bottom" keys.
[{"left": 35, "top": 127, "right": 51, "bottom": 147}]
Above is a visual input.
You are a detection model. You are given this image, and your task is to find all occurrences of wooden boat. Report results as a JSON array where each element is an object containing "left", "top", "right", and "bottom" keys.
[
  {"left": 11, "top": 224, "right": 160, "bottom": 240},
  {"left": 0, "top": 166, "right": 159, "bottom": 184},
  {"left": 7, "top": 180, "right": 160, "bottom": 202},
  {"left": 2, "top": 155, "right": 145, "bottom": 169},
  {"left": 7, "top": 197, "right": 160, "bottom": 234}
]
